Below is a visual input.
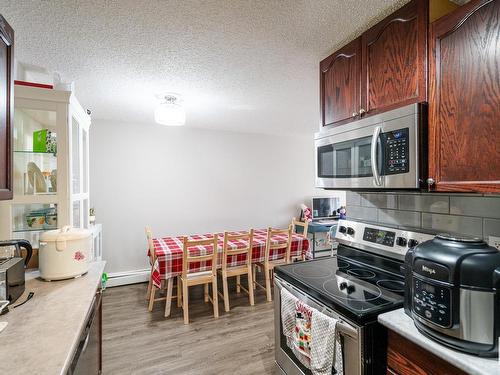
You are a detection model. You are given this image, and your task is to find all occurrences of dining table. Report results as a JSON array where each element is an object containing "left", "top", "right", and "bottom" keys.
[{"left": 150, "top": 228, "right": 310, "bottom": 288}]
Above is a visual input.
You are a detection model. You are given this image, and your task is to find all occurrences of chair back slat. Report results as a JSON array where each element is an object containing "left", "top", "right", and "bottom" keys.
[
  {"left": 145, "top": 227, "right": 155, "bottom": 264},
  {"left": 292, "top": 217, "right": 309, "bottom": 238},
  {"left": 182, "top": 235, "right": 219, "bottom": 278},
  {"left": 265, "top": 225, "right": 292, "bottom": 263},
  {"left": 222, "top": 229, "right": 254, "bottom": 271}
]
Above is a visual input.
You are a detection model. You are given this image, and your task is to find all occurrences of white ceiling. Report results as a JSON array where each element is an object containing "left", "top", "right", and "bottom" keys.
[{"left": 1, "top": 0, "right": 407, "bottom": 135}]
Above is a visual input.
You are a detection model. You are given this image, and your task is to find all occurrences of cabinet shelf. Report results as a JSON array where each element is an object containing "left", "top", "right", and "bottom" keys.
[
  {"left": 12, "top": 227, "right": 57, "bottom": 233},
  {"left": 14, "top": 150, "right": 56, "bottom": 155}
]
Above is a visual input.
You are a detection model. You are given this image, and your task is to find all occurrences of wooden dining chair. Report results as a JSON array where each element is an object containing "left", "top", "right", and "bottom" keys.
[
  {"left": 145, "top": 227, "right": 181, "bottom": 317},
  {"left": 179, "top": 235, "right": 219, "bottom": 324},
  {"left": 217, "top": 230, "right": 255, "bottom": 312},
  {"left": 291, "top": 217, "right": 309, "bottom": 262},
  {"left": 254, "top": 225, "right": 292, "bottom": 302}
]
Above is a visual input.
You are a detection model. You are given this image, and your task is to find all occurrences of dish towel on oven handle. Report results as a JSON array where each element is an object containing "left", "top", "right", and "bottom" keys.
[
  {"left": 280, "top": 288, "right": 343, "bottom": 375},
  {"left": 311, "top": 309, "right": 343, "bottom": 375}
]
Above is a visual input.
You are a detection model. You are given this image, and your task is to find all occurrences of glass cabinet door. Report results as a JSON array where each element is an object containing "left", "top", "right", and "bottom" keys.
[
  {"left": 13, "top": 108, "right": 58, "bottom": 196},
  {"left": 72, "top": 118, "right": 80, "bottom": 194}
]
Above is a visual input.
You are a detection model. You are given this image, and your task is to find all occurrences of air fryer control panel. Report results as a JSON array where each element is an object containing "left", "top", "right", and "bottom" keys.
[
  {"left": 381, "top": 128, "right": 409, "bottom": 175},
  {"left": 412, "top": 277, "right": 452, "bottom": 328}
]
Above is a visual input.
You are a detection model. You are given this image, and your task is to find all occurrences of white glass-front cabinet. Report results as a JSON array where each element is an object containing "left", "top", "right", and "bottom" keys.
[{"left": 0, "top": 84, "right": 91, "bottom": 249}]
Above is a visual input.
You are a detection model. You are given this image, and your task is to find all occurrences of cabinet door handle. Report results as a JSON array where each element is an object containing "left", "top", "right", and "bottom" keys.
[
  {"left": 359, "top": 108, "right": 366, "bottom": 115},
  {"left": 427, "top": 178, "right": 435, "bottom": 185},
  {"left": 352, "top": 112, "right": 357, "bottom": 118}
]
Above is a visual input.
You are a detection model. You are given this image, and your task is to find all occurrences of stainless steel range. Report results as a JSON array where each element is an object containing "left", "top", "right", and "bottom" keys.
[{"left": 274, "top": 219, "right": 434, "bottom": 375}]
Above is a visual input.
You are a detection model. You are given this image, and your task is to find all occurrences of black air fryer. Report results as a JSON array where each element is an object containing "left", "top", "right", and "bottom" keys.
[{"left": 404, "top": 233, "right": 500, "bottom": 357}]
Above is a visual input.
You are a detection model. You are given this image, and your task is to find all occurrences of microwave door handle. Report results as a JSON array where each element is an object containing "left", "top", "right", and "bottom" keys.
[{"left": 371, "top": 126, "right": 382, "bottom": 186}]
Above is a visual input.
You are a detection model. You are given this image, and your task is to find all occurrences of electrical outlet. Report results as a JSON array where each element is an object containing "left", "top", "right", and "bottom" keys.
[{"left": 489, "top": 236, "right": 500, "bottom": 250}]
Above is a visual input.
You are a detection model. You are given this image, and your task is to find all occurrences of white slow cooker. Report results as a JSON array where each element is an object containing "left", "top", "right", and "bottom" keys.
[{"left": 39, "top": 226, "right": 92, "bottom": 281}]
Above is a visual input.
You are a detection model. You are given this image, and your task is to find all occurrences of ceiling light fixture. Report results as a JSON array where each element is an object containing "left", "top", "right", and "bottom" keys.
[{"left": 154, "top": 93, "right": 186, "bottom": 126}]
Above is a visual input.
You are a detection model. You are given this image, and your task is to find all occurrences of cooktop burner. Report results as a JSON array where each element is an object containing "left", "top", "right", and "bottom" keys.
[
  {"left": 275, "top": 254, "right": 404, "bottom": 322},
  {"left": 347, "top": 268, "right": 376, "bottom": 279},
  {"left": 292, "top": 264, "right": 333, "bottom": 278},
  {"left": 376, "top": 279, "right": 405, "bottom": 293}
]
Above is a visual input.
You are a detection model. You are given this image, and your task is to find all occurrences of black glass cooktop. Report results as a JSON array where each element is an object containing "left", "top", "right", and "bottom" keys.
[{"left": 275, "top": 248, "right": 405, "bottom": 324}]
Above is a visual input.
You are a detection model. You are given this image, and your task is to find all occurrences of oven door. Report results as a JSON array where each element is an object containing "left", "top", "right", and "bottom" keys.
[
  {"left": 315, "top": 104, "right": 422, "bottom": 189},
  {"left": 274, "top": 276, "right": 361, "bottom": 375}
]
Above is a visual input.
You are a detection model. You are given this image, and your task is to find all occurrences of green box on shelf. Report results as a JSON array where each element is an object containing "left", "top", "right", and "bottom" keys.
[{"left": 33, "top": 129, "right": 57, "bottom": 154}]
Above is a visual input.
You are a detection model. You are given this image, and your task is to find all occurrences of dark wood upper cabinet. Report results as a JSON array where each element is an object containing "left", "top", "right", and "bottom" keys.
[
  {"left": 428, "top": 0, "right": 500, "bottom": 193},
  {"left": 0, "top": 15, "right": 13, "bottom": 201},
  {"left": 320, "top": 38, "right": 361, "bottom": 127},
  {"left": 320, "top": 0, "right": 428, "bottom": 128},
  {"left": 361, "top": 0, "right": 428, "bottom": 117}
]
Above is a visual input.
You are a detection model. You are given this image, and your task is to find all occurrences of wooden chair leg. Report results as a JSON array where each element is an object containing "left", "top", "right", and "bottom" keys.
[
  {"left": 182, "top": 281, "right": 189, "bottom": 325},
  {"left": 177, "top": 276, "right": 182, "bottom": 308},
  {"left": 148, "top": 286, "right": 156, "bottom": 311},
  {"left": 212, "top": 276, "right": 219, "bottom": 318},
  {"left": 164, "top": 278, "right": 174, "bottom": 317},
  {"left": 204, "top": 283, "right": 209, "bottom": 303},
  {"left": 236, "top": 275, "right": 241, "bottom": 293},
  {"left": 252, "top": 266, "right": 257, "bottom": 290},
  {"left": 248, "top": 270, "right": 255, "bottom": 306},
  {"left": 264, "top": 266, "right": 272, "bottom": 302},
  {"left": 222, "top": 273, "right": 230, "bottom": 312},
  {"left": 146, "top": 276, "right": 152, "bottom": 301}
]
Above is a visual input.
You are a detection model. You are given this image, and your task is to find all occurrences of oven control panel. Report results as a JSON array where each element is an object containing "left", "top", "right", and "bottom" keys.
[
  {"left": 381, "top": 128, "right": 409, "bottom": 175},
  {"left": 363, "top": 227, "right": 396, "bottom": 247},
  {"left": 412, "top": 277, "right": 452, "bottom": 328}
]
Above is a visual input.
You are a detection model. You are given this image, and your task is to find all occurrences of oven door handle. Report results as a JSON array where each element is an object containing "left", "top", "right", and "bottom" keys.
[
  {"left": 275, "top": 277, "right": 359, "bottom": 340},
  {"left": 371, "top": 125, "right": 382, "bottom": 186}
]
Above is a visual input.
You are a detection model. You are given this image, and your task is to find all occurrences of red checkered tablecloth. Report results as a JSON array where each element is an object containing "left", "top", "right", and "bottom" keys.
[{"left": 150, "top": 229, "right": 310, "bottom": 288}]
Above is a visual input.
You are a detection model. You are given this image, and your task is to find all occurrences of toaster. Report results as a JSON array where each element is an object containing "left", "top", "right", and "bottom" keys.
[
  {"left": 0, "top": 257, "right": 26, "bottom": 302},
  {"left": 404, "top": 233, "right": 500, "bottom": 357},
  {"left": 0, "top": 239, "right": 33, "bottom": 303}
]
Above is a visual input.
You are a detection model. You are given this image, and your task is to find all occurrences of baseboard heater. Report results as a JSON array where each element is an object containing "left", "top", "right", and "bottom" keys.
[{"left": 106, "top": 268, "right": 150, "bottom": 288}]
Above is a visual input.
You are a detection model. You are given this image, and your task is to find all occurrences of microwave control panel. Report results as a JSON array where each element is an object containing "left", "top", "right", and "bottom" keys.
[
  {"left": 381, "top": 128, "right": 409, "bottom": 175},
  {"left": 412, "top": 277, "right": 452, "bottom": 328}
]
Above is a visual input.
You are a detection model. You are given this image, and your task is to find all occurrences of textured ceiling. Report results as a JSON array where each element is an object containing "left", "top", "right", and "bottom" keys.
[{"left": 1, "top": 0, "right": 408, "bottom": 135}]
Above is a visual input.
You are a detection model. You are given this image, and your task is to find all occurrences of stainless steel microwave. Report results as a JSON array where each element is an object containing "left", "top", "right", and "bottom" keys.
[{"left": 315, "top": 103, "right": 427, "bottom": 190}]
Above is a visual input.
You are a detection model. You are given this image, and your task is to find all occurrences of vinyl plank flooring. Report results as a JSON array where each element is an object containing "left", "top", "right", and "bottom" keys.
[{"left": 102, "top": 278, "right": 276, "bottom": 374}]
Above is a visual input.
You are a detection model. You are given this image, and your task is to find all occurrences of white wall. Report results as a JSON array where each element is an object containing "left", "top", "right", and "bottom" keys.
[{"left": 90, "top": 120, "right": 344, "bottom": 275}]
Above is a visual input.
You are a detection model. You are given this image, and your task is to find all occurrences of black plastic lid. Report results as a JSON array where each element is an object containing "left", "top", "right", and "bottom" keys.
[{"left": 411, "top": 235, "right": 500, "bottom": 289}]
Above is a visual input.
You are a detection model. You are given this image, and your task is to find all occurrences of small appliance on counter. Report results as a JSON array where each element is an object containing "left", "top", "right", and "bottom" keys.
[
  {"left": 404, "top": 234, "right": 500, "bottom": 357},
  {"left": 39, "top": 226, "right": 91, "bottom": 281},
  {"left": 0, "top": 240, "right": 33, "bottom": 303}
]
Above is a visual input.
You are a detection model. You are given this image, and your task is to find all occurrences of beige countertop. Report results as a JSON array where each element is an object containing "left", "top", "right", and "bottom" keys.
[
  {"left": 379, "top": 308, "right": 499, "bottom": 375},
  {"left": 0, "top": 261, "right": 106, "bottom": 375}
]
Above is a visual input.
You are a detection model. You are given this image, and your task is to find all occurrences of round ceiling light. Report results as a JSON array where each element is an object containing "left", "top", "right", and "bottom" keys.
[{"left": 154, "top": 93, "right": 186, "bottom": 126}]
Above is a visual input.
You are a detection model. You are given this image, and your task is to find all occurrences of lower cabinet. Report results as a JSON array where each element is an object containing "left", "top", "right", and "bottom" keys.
[{"left": 386, "top": 330, "right": 466, "bottom": 375}]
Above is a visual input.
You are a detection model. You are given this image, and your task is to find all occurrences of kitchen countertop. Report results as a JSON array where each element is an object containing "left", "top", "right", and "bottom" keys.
[
  {"left": 0, "top": 261, "right": 106, "bottom": 375},
  {"left": 379, "top": 308, "right": 499, "bottom": 375}
]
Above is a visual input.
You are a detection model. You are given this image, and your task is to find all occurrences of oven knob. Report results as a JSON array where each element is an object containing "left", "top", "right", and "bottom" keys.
[
  {"left": 346, "top": 285, "right": 356, "bottom": 294},
  {"left": 347, "top": 227, "right": 355, "bottom": 236},
  {"left": 339, "top": 226, "right": 347, "bottom": 234},
  {"left": 408, "top": 239, "right": 419, "bottom": 248},
  {"left": 396, "top": 237, "right": 407, "bottom": 247},
  {"left": 339, "top": 282, "right": 347, "bottom": 290}
]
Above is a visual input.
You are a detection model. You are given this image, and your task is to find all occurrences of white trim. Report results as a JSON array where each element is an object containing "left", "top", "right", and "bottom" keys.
[{"left": 106, "top": 268, "right": 149, "bottom": 288}]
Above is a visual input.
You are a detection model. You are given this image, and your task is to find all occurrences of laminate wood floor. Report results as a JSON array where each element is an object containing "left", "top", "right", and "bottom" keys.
[{"left": 102, "top": 279, "right": 277, "bottom": 375}]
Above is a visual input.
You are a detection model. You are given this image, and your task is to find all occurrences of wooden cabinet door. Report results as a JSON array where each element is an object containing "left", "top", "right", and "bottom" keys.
[
  {"left": 387, "top": 331, "right": 467, "bottom": 375},
  {"left": 320, "top": 38, "right": 361, "bottom": 127},
  {"left": 0, "top": 15, "right": 13, "bottom": 201},
  {"left": 361, "top": 0, "right": 428, "bottom": 117},
  {"left": 428, "top": 0, "right": 500, "bottom": 193}
]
